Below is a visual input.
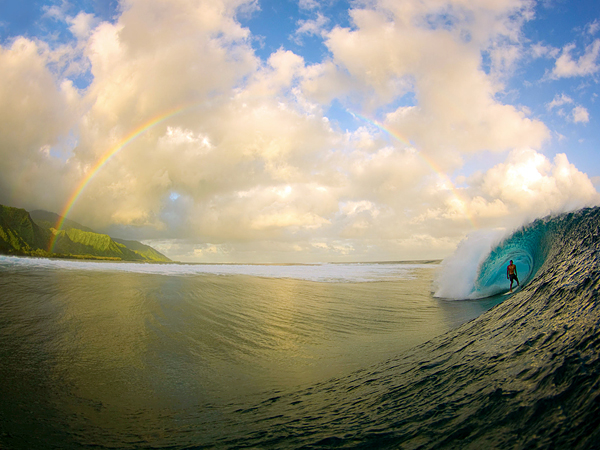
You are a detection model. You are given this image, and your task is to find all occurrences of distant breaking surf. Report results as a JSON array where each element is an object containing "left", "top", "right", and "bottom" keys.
[{"left": 0, "top": 257, "right": 437, "bottom": 283}]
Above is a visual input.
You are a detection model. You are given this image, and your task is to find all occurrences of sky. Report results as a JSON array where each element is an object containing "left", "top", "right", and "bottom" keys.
[{"left": 0, "top": 0, "right": 599, "bottom": 263}]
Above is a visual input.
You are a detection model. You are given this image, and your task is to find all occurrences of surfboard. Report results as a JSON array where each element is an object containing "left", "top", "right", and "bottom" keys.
[{"left": 504, "top": 285, "right": 521, "bottom": 295}]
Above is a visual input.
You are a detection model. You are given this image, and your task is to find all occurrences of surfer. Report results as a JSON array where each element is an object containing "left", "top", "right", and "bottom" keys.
[{"left": 507, "top": 260, "right": 519, "bottom": 292}]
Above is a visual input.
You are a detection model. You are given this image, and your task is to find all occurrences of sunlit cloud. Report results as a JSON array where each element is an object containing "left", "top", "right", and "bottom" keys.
[{"left": 0, "top": 0, "right": 598, "bottom": 262}]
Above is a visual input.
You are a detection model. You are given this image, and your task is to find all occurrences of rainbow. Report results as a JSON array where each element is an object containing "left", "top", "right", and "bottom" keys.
[
  {"left": 350, "top": 111, "right": 478, "bottom": 229},
  {"left": 49, "top": 104, "right": 192, "bottom": 253},
  {"left": 351, "top": 111, "right": 414, "bottom": 147}
]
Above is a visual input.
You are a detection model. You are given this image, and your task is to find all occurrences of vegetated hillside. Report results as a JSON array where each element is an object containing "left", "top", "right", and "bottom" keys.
[
  {"left": 50, "top": 228, "right": 146, "bottom": 261},
  {"left": 113, "top": 238, "right": 171, "bottom": 262},
  {"left": 30, "top": 209, "right": 95, "bottom": 233},
  {"left": 0, "top": 205, "right": 171, "bottom": 262},
  {"left": 0, "top": 205, "right": 51, "bottom": 257}
]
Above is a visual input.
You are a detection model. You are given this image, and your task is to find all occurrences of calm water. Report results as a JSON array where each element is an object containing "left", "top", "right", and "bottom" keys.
[{"left": 0, "top": 258, "right": 502, "bottom": 448}]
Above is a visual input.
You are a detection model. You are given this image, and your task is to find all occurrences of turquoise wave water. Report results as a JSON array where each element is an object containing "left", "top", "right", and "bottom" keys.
[
  {"left": 472, "top": 216, "right": 553, "bottom": 298},
  {"left": 436, "top": 210, "right": 581, "bottom": 299}
]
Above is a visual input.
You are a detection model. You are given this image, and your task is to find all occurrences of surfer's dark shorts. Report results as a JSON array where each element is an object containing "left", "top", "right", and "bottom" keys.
[{"left": 509, "top": 274, "right": 519, "bottom": 282}]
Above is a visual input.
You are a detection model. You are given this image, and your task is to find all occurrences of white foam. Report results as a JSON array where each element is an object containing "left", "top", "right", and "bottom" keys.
[
  {"left": 433, "top": 229, "right": 507, "bottom": 299},
  {"left": 0, "top": 256, "right": 437, "bottom": 283}
]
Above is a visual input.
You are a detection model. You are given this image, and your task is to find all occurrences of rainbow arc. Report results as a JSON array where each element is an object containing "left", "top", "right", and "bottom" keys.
[
  {"left": 350, "top": 111, "right": 477, "bottom": 229},
  {"left": 49, "top": 104, "right": 192, "bottom": 252},
  {"left": 49, "top": 105, "right": 477, "bottom": 253}
]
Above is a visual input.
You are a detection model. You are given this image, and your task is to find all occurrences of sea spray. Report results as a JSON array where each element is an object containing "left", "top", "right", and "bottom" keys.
[{"left": 433, "top": 228, "right": 507, "bottom": 299}]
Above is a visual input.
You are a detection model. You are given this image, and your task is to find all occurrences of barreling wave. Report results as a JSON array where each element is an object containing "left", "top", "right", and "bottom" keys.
[
  {"left": 209, "top": 207, "right": 600, "bottom": 449},
  {"left": 435, "top": 209, "right": 592, "bottom": 299},
  {"left": 470, "top": 217, "right": 552, "bottom": 298}
]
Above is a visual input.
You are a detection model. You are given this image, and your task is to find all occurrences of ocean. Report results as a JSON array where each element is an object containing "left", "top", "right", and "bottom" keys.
[{"left": 0, "top": 207, "right": 599, "bottom": 449}]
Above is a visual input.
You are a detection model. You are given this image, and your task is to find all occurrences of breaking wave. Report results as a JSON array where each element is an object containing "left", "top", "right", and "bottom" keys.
[
  {"left": 0, "top": 256, "right": 437, "bottom": 283},
  {"left": 435, "top": 209, "right": 590, "bottom": 299}
]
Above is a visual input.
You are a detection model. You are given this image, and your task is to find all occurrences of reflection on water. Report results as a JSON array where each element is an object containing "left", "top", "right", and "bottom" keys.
[{"left": 0, "top": 261, "right": 500, "bottom": 449}]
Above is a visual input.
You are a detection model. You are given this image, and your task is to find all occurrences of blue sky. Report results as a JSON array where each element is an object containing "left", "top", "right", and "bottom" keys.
[{"left": 0, "top": 0, "right": 599, "bottom": 262}]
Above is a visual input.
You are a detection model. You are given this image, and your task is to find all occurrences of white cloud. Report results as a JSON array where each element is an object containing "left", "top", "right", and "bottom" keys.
[
  {"left": 0, "top": 0, "right": 597, "bottom": 263},
  {"left": 530, "top": 42, "right": 559, "bottom": 59},
  {"left": 546, "top": 93, "right": 573, "bottom": 110},
  {"left": 68, "top": 12, "right": 99, "bottom": 39},
  {"left": 0, "top": 37, "right": 79, "bottom": 211},
  {"left": 477, "top": 148, "right": 599, "bottom": 221},
  {"left": 293, "top": 13, "right": 329, "bottom": 43},
  {"left": 571, "top": 105, "right": 590, "bottom": 123},
  {"left": 318, "top": 0, "right": 549, "bottom": 155},
  {"left": 43, "top": 4, "right": 68, "bottom": 21},
  {"left": 546, "top": 94, "right": 590, "bottom": 124},
  {"left": 552, "top": 39, "right": 600, "bottom": 78},
  {"left": 586, "top": 20, "right": 600, "bottom": 36},
  {"left": 298, "top": 0, "right": 320, "bottom": 10},
  {"left": 488, "top": 43, "right": 522, "bottom": 76}
]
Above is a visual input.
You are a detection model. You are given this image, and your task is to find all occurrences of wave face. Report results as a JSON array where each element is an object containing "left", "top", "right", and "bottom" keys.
[{"left": 212, "top": 207, "right": 600, "bottom": 448}]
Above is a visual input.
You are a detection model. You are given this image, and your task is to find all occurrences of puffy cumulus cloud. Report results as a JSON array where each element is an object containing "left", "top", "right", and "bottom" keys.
[
  {"left": 546, "top": 93, "right": 573, "bottom": 111},
  {"left": 1, "top": 0, "right": 598, "bottom": 263},
  {"left": 68, "top": 12, "right": 100, "bottom": 40},
  {"left": 587, "top": 20, "right": 600, "bottom": 36},
  {"left": 551, "top": 39, "right": 600, "bottom": 78},
  {"left": 546, "top": 94, "right": 590, "bottom": 124},
  {"left": 293, "top": 12, "right": 329, "bottom": 43},
  {"left": 61, "top": 0, "right": 263, "bottom": 222},
  {"left": 405, "top": 148, "right": 600, "bottom": 240},
  {"left": 82, "top": 0, "right": 258, "bottom": 130},
  {"left": 74, "top": 83, "right": 343, "bottom": 238},
  {"left": 571, "top": 106, "right": 589, "bottom": 124},
  {"left": 314, "top": 0, "right": 548, "bottom": 159},
  {"left": 530, "top": 42, "right": 559, "bottom": 59},
  {"left": 474, "top": 148, "right": 599, "bottom": 225},
  {"left": 300, "top": 60, "right": 357, "bottom": 105},
  {"left": 0, "top": 37, "right": 80, "bottom": 211}
]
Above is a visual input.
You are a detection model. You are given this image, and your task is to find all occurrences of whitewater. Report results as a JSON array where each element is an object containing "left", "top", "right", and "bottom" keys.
[{"left": 0, "top": 207, "right": 599, "bottom": 449}]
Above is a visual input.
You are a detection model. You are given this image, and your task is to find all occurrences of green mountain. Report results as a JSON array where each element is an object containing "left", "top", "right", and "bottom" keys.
[
  {"left": 0, "top": 205, "right": 171, "bottom": 262},
  {"left": 30, "top": 209, "right": 95, "bottom": 233},
  {"left": 0, "top": 205, "right": 52, "bottom": 257},
  {"left": 113, "top": 238, "right": 171, "bottom": 262}
]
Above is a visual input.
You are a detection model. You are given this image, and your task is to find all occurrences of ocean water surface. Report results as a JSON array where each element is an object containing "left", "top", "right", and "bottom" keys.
[{"left": 1, "top": 207, "right": 599, "bottom": 448}]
